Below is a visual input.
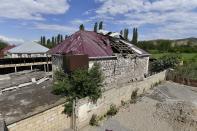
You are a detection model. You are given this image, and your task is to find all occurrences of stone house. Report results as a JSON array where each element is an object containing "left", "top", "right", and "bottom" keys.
[{"left": 49, "top": 30, "right": 150, "bottom": 88}]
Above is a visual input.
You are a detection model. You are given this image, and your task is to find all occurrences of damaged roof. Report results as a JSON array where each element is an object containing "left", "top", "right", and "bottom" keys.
[
  {"left": 49, "top": 30, "right": 150, "bottom": 57},
  {"left": 49, "top": 31, "right": 113, "bottom": 57}
]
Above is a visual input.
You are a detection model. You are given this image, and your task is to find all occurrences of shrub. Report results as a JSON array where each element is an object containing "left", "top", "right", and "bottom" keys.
[
  {"left": 130, "top": 88, "right": 139, "bottom": 104},
  {"left": 53, "top": 63, "right": 104, "bottom": 116},
  {"left": 121, "top": 100, "right": 127, "bottom": 107},
  {"left": 89, "top": 114, "right": 99, "bottom": 126},
  {"left": 150, "top": 54, "right": 181, "bottom": 73},
  {"left": 64, "top": 99, "right": 73, "bottom": 117},
  {"left": 107, "top": 104, "right": 118, "bottom": 116}
]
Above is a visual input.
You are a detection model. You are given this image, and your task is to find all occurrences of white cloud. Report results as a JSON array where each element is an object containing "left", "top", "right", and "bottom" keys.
[
  {"left": 34, "top": 23, "right": 77, "bottom": 34},
  {"left": 0, "top": 35, "right": 24, "bottom": 44},
  {"left": 0, "top": 0, "right": 70, "bottom": 20},
  {"left": 71, "top": 19, "right": 91, "bottom": 25},
  {"left": 95, "top": 0, "right": 197, "bottom": 39}
]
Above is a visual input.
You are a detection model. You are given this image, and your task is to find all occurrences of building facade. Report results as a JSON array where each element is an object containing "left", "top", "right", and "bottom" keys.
[
  {"left": 8, "top": 42, "right": 49, "bottom": 58},
  {"left": 49, "top": 30, "right": 150, "bottom": 88}
]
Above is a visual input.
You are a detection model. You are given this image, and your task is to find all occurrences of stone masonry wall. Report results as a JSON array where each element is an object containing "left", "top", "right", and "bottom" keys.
[
  {"left": 7, "top": 104, "right": 71, "bottom": 131},
  {"left": 76, "top": 70, "right": 167, "bottom": 129},
  {"left": 6, "top": 70, "right": 166, "bottom": 131},
  {"left": 90, "top": 56, "right": 149, "bottom": 90}
]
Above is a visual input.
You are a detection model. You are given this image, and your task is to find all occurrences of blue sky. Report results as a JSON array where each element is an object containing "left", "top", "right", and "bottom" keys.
[{"left": 0, "top": 0, "right": 197, "bottom": 44}]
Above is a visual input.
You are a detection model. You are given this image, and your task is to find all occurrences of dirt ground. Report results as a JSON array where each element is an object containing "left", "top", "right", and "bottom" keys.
[{"left": 80, "top": 81, "right": 197, "bottom": 131}]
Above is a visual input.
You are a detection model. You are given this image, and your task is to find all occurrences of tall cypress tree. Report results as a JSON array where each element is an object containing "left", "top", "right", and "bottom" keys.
[
  {"left": 79, "top": 24, "right": 85, "bottom": 31},
  {"left": 132, "top": 28, "right": 138, "bottom": 44},
  {"left": 135, "top": 28, "right": 138, "bottom": 44},
  {"left": 94, "top": 22, "right": 98, "bottom": 32},
  {"left": 43, "top": 36, "right": 46, "bottom": 45},
  {"left": 60, "top": 35, "right": 63, "bottom": 42},
  {"left": 55, "top": 37, "right": 57, "bottom": 45},
  {"left": 120, "top": 30, "right": 123, "bottom": 36},
  {"left": 65, "top": 35, "right": 68, "bottom": 40},
  {"left": 40, "top": 36, "right": 43, "bottom": 45},
  {"left": 124, "top": 28, "right": 129, "bottom": 40},
  {"left": 52, "top": 37, "right": 55, "bottom": 46},
  {"left": 98, "top": 21, "right": 103, "bottom": 30},
  {"left": 47, "top": 39, "right": 51, "bottom": 48},
  {"left": 57, "top": 34, "right": 61, "bottom": 43}
]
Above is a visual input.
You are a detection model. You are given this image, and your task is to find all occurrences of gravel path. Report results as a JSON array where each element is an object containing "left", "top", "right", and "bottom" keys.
[
  {"left": 80, "top": 82, "right": 197, "bottom": 131},
  {"left": 80, "top": 97, "right": 173, "bottom": 131}
]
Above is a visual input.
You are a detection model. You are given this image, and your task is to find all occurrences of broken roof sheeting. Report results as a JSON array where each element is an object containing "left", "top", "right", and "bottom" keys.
[
  {"left": 49, "top": 31, "right": 113, "bottom": 57},
  {"left": 9, "top": 42, "right": 49, "bottom": 54},
  {"left": 119, "top": 40, "right": 150, "bottom": 56}
]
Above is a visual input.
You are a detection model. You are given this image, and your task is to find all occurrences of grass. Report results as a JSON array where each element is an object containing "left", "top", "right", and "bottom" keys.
[{"left": 151, "top": 53, "right": 197, "bottom": 62}]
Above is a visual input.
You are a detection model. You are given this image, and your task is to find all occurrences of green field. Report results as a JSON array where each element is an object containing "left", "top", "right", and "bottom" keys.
[{"left": 151, "top": 53, "right": 197, "bottom": 62}]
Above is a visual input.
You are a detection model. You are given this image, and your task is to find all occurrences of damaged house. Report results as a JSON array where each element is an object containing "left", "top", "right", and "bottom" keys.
[{"left": 49, "top": 30, "right": 150, "bottom": 88}]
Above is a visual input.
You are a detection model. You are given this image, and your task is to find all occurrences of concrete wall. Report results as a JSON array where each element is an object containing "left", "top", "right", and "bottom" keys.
[
  {"left": 76, "top": 70, "right": 167, "bottom": 128},
  {"left": 7, "top": 104, "right": 71, "bottom": 131}
]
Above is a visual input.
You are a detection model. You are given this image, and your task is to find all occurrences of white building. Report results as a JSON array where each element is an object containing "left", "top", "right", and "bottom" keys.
[{"left": 8, "top": 42, "right": 49, "bottom": 58}]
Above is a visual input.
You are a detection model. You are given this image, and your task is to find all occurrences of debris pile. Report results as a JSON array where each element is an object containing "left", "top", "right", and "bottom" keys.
[{"left": 155, "top": 101, "right": 197, "bottom": 131}]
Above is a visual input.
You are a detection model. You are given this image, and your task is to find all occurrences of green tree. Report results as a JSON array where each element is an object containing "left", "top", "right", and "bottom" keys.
[
  {"left": 57, "top": 34, "right": 61, "bottom": 43},
  {"left": 150, "top": 54, "right": 181, "bottom": 73},
  {"left": 0, "top": 40, "right": 8, "bottom": 50},
  {"left": 79, "top": 24, "right": 85, "bottom": 31},
  {"left": 40, "top": 36, "right": 43, "bottom": 45},
  {"left": 55, "top": 37, "right": 57, "bottom": 45},
  {"left": 99, "top": 21, "right": 103, "bottom": 30},
  {"left": 52, "top": 63, "right": 103, "bottom": 116},
  {"left": 47, "top": 39, "right": 51, "bottom": 48},
  {"left": 52, "top": 37, "right": 55, "bottom": 46},
  {"left": 42, "top": 36, "right": 46, "bottom": 45},
  {"left": 124, "top": 28, "right": 129, "bottom": 40},
  {"left": 60, "top": 35, "right": 63, "bottom": 42},
  {"left": 65, "top": 35, "right": 68, "bottom": 40},
  {"left": 132, "top": 28, "right": 138, "bottom": 44},
  {"left": 120, "top": 30, "right": 123, "bottom": 36},
  {"left": 94, "top": 22, "right": 98, "bottom": 32}
]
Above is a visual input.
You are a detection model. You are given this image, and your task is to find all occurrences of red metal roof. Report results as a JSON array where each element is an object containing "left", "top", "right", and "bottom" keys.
[
  {"left": 48, "top": 31, "right": 113, "bottom": 57},
  {"left": 0, "top": 45, "right": 15, "bottom": 58}
]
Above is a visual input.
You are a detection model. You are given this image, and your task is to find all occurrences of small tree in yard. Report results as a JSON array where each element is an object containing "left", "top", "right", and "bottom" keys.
[{"left": 52, "top": 63, "right": 104, "bottom": 116}]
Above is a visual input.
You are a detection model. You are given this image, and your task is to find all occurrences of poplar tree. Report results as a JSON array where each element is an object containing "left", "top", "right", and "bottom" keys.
[
  {"left": 94, "top": 22, "right": 98, "bottom": 32},
  {"left": 99, "top": 21, "right": 103, "bottom": 30},
  {"left": 43, "top": 36, "right": 46, "bottom": 45},
  {"left": 79, "top": 24, "right": 85, "bottom": 31},
  {"left": 60, "top": 35, "right": 63, "bottom": 42},
  {"left": 57, "top": 34, "right": 61, "bottom": 43},
  {"left": 55, "top": 37, "right": 57, "bottom": 45},
  {"left": 52, "top": 37, "right": 55, "bottom": 46},
  {"left": 132, "top": 28, "right": 138, "bottom": 44},
  {"left": 124, "top": 28, "right": 129, "bottom": 40},
  {"left": 65, "top": 35, "right": 68, "bottom": 39},
  {"left": 40, "top": 36, "right": 43, "bottom": 45},
  {"left": 120, "top": 30, "right": 123, "bottom": 36}
]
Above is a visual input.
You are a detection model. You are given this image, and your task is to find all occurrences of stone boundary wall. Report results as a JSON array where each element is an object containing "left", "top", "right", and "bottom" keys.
[
  {"left": 6, "top": 70, "right": 166, "bottom": 131},
  {"left": 166, "top": 70, "right": 197, "bottom": 87},
  {"left": 7, "top": 104, "right": 71, "bottom": 131},
  {"left": 76, "top": 70, "right": 167, "bottom": 128}
]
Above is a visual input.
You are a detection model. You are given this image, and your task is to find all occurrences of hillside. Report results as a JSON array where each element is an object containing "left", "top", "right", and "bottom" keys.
[{"left": 142, "top": 37, "right": 197, "bottom": 46}]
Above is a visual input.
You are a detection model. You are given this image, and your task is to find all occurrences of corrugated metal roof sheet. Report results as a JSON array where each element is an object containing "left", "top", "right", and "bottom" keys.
[
  {"left": 49, "top": 31, "right": 113, "bottom": 57},
  {"left": 49, "top": 30, "right": 150, "bottom": 57},
  {"left": 9, "top": 42, "right": 49, "bottom": 54}
]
